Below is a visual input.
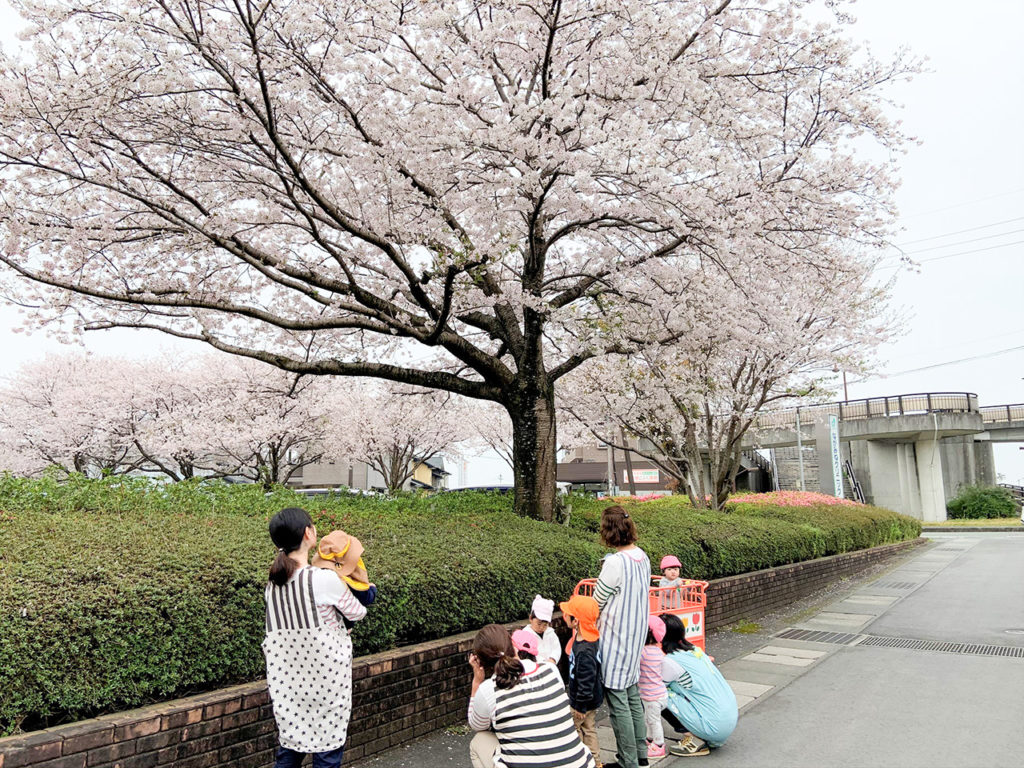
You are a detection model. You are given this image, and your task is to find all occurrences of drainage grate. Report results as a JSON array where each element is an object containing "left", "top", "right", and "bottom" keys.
[
  {"left": 873, "top": 581, "right": 918, "bottom": 590},
  {"left": 774, "top": 628, "right": 1024, "bottom": 659},
  {"left": 858, "top": 636, "right": 1024, "bottom": 659},
  {"left": 774, "top": 628, "right": 863, "bottom": 645}
]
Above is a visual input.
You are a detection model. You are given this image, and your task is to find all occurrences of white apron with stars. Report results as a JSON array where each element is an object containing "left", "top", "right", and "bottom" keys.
[{"left": 263, "top": 567, "right": 354, "bottom": 753}]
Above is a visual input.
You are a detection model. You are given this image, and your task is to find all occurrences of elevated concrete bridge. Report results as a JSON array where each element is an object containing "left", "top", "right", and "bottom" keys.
[{"left": 746, "top": 393, "right": 1024, "bottom": 522}]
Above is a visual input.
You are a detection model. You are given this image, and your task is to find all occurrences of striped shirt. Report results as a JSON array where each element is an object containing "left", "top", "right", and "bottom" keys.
[
  {"left": 469, "top": 661, "right": 595, "bottom": 768},
  {"left": 638, "top": 645, "right": 668, "bottom": 701},
  {"left": 595, "top": 547, "right": 651, "bottom": 690}
]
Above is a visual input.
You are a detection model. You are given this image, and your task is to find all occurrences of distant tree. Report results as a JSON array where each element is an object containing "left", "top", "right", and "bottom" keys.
[
  {"left": 0, "top": 355, "right": 148, "bottom": 477},
  {"left": 0, "top": 353, "right": 332, "bottom": 488},
  {"left": 177, "top": 356, "right": 333, "bottom": 489},
  {"left": 327, "top": 384, "right": 472, "bottom": 495}
]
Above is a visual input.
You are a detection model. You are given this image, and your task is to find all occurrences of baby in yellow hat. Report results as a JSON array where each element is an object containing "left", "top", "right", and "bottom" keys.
[{"left": 311, "top": 529, "right": 376, "bottom": 629}]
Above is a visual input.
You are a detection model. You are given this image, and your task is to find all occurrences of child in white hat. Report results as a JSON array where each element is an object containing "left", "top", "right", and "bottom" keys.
[{"left": 524, "top": 594, "right": 563, "bottom": 665}]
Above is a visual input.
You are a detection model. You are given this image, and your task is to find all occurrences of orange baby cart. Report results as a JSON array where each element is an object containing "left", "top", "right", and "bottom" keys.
[{"left": 572, "top": 576, "right": 709, "bottom": 651}]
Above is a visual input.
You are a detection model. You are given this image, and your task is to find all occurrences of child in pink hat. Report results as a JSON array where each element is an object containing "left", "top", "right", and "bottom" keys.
[
  {"left": 511, "top": 628, "right": 540, "bottom": 662},
  {"left": 658, "top": 555, "right": 683, "bottom": 587},
  {"left": 639, "top": 616, "right": 669, "bottom": 759}
]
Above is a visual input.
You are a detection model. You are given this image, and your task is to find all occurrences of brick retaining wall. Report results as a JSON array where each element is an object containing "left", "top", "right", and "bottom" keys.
[
  {"left": 704, "top": 537, "right": 924, "bottom": 629},
  {"left": 0, "top": 537, "right": 924, "bottom": 768}
]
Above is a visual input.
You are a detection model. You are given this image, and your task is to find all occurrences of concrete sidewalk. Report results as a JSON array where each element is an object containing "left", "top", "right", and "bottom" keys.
[{"left": 352, "top": 533, "right": 1024, "bottom": 768}]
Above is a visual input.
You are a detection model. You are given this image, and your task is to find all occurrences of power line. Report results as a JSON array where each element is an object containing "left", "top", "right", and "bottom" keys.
[
  {"left": 851, "top": 345, "right": 1024, "bottom": 382},
  {"left": 878, "top": 238, "right": 1024, "bottom": 270},
  {"left": 896, "top": 216, "right": 1024, "bottom": 246},
  {"left": 890, "top": 327, "right": 1024, "bottom": 364},
  {"left": 916, "top": 238, "right": 1024, "bottom": 263},
  {"left": 901, "top": 227, "right": 1024, "bottom": 255},
  {"left": 898, "top": 188, "right": 1024, "bottom": 220}
]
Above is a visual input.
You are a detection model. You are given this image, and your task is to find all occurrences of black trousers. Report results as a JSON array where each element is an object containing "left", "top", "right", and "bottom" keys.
[{"left": 660, "top": 707, "right": 689, "bottom": 735}]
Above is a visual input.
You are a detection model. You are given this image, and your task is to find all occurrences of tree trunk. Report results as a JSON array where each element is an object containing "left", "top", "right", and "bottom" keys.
[{"left": 508, "top": 388, "right": 558, "bottom": 522}]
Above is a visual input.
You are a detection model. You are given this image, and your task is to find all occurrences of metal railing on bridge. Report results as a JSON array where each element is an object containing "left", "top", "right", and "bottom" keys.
[
  {"left": 980, "top": 404, "right": 1024, "bottom": 424},
  {"left": 754, "top": 392, "right": 980, "bottom": 431}
]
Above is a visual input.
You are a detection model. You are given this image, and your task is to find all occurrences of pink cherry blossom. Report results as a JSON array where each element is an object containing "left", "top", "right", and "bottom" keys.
[{"left": 0, "top": 1, "right": 918, "bottom": 519}]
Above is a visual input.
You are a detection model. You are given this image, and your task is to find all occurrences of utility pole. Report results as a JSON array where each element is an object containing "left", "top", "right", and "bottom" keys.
[
  {"left": 606, "top": 428, "right": 617, "bottom": 497},
  {"left": 795, "top": 407, "right": 806, "bottom": 492},
  {"left": 621, "top": 428, "right": 637, "bottom": 496}
]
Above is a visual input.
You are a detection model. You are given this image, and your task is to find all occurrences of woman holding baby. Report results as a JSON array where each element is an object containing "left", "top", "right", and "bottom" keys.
[{"left": 263, "top": 507, "right": 368, "bottom": 768}]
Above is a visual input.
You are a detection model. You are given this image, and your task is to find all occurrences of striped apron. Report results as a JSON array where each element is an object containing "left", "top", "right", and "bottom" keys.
[{"left": 597, "top": 548, "right": 652, "bottom": 690}]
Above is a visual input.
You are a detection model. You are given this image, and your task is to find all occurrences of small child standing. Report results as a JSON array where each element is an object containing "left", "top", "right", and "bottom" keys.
[
  {"left": 639, "top": 615, "right": 669, "bottom": 759},
  {"left": 658, "top": 555, "right": 684, "bottom": 612},
  {"left": 659, "top": 555, "right": 683, "bottom": 587},
  {"left": 524, "top": 594, "right": 563, "bottom": 665},
  {"left": 559, "top": 595, "right": 603, "bottom": 768}
]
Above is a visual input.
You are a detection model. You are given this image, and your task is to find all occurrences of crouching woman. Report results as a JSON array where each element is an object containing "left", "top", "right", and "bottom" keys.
[
  {"left": 263, "top": 507, "right": 368, "bottom": 768},
  {"left": 660, "top": 614, "right": 738, "bottom": 757},
  {"left": 467, "top": 624, "right": 595, "bottom": 768}
]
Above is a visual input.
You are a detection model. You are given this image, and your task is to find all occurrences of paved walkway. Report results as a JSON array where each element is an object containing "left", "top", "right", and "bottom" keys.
[{"left": 353, "top": 533, "right": 1024, "bottom": 768}]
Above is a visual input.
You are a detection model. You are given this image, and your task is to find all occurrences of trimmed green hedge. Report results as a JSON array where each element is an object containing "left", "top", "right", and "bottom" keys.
[{"left": 0, "top": 475, "right": 919, "bottom": 735}]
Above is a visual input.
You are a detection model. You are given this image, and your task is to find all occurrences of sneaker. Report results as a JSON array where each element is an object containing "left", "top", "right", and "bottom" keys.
[
  {"left": 606, "top": 757, "right": 650, "bottom": 767},
  {"left": 648, "top": 742, "right": 667, "bottom": 758},
  {"left": 669, "top": 736, "right": 710, "bottom": 757}
]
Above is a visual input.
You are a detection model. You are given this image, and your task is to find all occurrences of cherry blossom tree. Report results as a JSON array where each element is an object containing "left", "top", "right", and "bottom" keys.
[
  {"left": 0, "top": 355, "right": 150, "bottom": 477},
  {"left": 0, "top": 0, "right": 915, "bottom": 519},
  {"left": 188, "top": 356, "right": 333, "bottom": 488},
  {"left": 467, "top": 401, "right": 515, "bottom": 470},
  {"left": 562, "top": 250, "right": 892, "bottom": 509},
  {"left": 0, "top": 353, "right": 332, "bottom": 486},
  {"left": 326, "top": 384, "right": 472, "bottom": 495}
]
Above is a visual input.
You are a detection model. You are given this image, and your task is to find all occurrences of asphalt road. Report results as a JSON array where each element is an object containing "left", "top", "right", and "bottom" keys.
[{"left": 707, "top": 532, "right": 1024, "bottom": 768}]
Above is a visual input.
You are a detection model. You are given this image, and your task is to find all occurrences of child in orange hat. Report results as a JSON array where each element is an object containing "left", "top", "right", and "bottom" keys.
[
  {"left": 560, "top": 594, "right": 603, "bottom": 768},
  {"left": 311, "top": 529, "right": 376, "bottom": 629}
]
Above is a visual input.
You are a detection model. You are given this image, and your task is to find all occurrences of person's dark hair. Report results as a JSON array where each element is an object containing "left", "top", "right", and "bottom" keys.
[
  {"left": 661, "top": 613, "right": 696, "bottom": 655},
  {"left": 473, "top": 624, "right": 524, "bottom": 690},
  {"left": 645, "top": 627, "right": 659, "bottom": 646},
  {"left": 268, "top": 507, "right": 313, "bottom": 587},
  {"left": 600, "top": 505, "right": 638, "bottom": 547},
  {"left": 517, "top": 650, "right": 537, "bottom": 663}
]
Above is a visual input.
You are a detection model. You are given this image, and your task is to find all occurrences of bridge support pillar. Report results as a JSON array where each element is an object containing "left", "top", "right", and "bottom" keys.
[
  {"left": 915, "top": 438, "right": 947, "bottom": 522},
  {"left": 896, "top": 444, "right": 923, "bottom": 519},
  {"left": 864, "top": 441, "right": 899, "bottom": 511}
]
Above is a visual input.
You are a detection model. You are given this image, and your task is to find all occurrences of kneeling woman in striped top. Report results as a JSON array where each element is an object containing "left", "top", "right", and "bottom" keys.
[{"left": 467, "top": 624, "right": 595, "bottom": 768}]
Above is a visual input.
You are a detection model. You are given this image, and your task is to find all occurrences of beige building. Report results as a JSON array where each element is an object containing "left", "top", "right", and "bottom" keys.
[
  {"left": 287, "top": 456, "right": 451, "bottom": 492},
  {"left": 557, "top": 440, "right": 772, "bottom": 495}
]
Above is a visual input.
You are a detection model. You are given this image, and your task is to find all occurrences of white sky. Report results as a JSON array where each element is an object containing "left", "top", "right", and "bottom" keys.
[{"left": 0, "top": 1, "right": 1021, "bottom": 485}]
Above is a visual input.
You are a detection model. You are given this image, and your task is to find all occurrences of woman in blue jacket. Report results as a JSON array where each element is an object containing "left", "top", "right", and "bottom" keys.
[{"left": 659, "top": 614, "right": 738, "bottom": 756}]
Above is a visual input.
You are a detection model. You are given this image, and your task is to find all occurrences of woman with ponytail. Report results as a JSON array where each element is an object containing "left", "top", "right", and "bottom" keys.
[
  {"left": 467, "top": 624, "right": 595, "bottom": 768},
  {"left": 263, "top": 507, "right": 368, "bottom": 768}
]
